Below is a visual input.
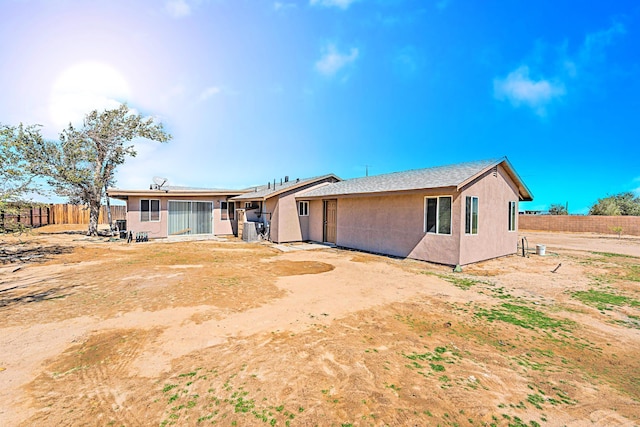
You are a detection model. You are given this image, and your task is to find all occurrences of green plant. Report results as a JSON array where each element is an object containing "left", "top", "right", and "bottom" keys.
[
  {"left": 611, "top": 226, "right": 623, "bottom": 238},
  {"left": 474, "top": 303, "right": 573, "bottom": 331},
  {"left": 572, "top": 289, "right": 640, "bottom": 311}
]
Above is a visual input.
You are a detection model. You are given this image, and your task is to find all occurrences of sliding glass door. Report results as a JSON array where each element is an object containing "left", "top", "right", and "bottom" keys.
[{"left": 168, "top": 201, "right": 213, "bottom": 235}]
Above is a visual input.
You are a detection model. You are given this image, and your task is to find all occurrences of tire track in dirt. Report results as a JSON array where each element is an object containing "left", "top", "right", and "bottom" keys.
[{"left": 24, "top": 328, "right": 162, "bottom": 426}]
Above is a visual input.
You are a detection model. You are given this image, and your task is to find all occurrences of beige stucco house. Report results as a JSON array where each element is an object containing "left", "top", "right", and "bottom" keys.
[
  {"left": 296, "top": 158, "right": 532, "bottom": 265},
  {"left": 230, "top": 175, "right": 340, "bottom": 243},
  {"left": 107, "top": 186, "right": 247, "bottom": 239},
  {"left": 108, "top": 157, "right": 532, "bottom": 265}
]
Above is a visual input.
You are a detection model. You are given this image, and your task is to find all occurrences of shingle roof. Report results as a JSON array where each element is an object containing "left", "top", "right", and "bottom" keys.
[
  {"left": 232, "top": 174, "right": 340, "bottom": 201},
  {"left": 298, "top": 158, "right": 530, "bottom": 199}
]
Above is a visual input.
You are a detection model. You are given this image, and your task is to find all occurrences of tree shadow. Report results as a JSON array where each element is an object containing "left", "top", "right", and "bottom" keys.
[
  {"left": 0, "top": 286, "right": 74, "bottom": 308},
  {"left": 0, "top": 245, "right": 74, "bottom": 264},
  {"left": 37, "top": 230, "right": 87, "bottom": 235}
]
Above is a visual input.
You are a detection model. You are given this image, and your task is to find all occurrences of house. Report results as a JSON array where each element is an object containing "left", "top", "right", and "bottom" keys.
[
  {"left": 295, "top": 158, "right": 532, "bottom": 266},
  {"left": 108, "top": 157, "right": 532, "bottom": 265},
  {"left": 107, "top": 175, "right": 341, "bottom": 241},
  {"left": 230, "top": 174, "right": 340, "bottom": 243},
  {"left": 107, "top": 186, "right": 248, "bottom": 239}
]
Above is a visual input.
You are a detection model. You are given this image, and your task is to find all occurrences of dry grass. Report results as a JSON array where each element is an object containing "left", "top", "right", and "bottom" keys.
[{"left": 1, "top": 226, "right": 639, "bottom": 426}]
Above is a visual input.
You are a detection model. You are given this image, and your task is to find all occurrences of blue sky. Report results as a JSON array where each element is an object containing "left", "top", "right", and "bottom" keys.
[{"left": 1, "top": 0, "right": 638, "bottom": 213}]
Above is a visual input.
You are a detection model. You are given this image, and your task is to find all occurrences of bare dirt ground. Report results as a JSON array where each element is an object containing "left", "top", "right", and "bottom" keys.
[{"left": 1, "top": 226, "right": 639, "bottom": 427}]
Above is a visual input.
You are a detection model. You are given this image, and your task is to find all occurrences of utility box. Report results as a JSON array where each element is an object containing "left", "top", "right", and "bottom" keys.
[{"left": 242, "top": 222, "right": 259, "bottom": 242}]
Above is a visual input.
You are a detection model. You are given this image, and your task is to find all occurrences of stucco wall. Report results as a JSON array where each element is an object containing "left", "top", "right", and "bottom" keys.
[
  {"left": 126, "top": 196, "right": 233, "bottom": 238},
  {"left": 213, "top": 199, "right": 234, "bottom": 235},
  {"left": 457, "top": 165, "right": 521, "bottom": 265},
  {"left": 273, "top": 192, "right": 303, "bottom": 243},
  {"left": 308, "top": 200, "right": 324, "bottom": 242},
  {"left": 318, "top": 189, "right": 462, "bottom": 265},
  {"left": 126, "top": 196, "right": 168, "bottom": 238},
  {"left": 266, "top": 178, "right": 339, "bottom": 243},
  {"left": 265, "top": 198, "right": 279, "bottom": 241},
  {"left": 305, "top": 165, "right": 524, "bottom": 265}
]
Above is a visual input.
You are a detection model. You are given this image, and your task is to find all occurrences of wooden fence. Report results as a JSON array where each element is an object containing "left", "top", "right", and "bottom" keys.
[
  {"left": 519, "top": 214, "right": 640, "bottom": 236},
  {"left": 0, "top": 204, "right": 126, "bottom": 229}
]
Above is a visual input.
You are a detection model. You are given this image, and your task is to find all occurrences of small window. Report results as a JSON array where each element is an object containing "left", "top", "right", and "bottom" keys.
[
  {"left": 508, "top": 201, "right": 517, "bottom": 231},
  {"left": 244, "top": 201, "right": 260, "bottom": 210},
  {"left": 424, "top": 196, "right": 452, "bottom": 234},
  {"left": 298, "top": 201, "right": 309, "bottom": 216},
  {"left": 228, "top": 201, "right": 235, "bottom": 220},
  {"left": 465, "top": 196, "right": 479, "bottom": 235},
  {"left": 141, "top": 199, "right": 160, "bottom": 222},
  {"left": 220, "top": 201, "right": 228, "bottom": 220}
]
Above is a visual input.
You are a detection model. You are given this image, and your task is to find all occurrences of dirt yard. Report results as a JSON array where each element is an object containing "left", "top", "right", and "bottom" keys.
[{"left": 1, "top": 226, "right": 639, "bottom": 427}]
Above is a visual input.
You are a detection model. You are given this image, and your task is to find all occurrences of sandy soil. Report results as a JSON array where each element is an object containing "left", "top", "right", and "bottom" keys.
[{"left": 1, "top": 226, "right": 639, "bottom": 426}]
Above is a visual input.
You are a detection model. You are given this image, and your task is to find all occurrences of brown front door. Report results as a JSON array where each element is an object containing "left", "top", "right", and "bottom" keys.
[{"left": 323, "top": 199, "right": 337, "bottom": 244}]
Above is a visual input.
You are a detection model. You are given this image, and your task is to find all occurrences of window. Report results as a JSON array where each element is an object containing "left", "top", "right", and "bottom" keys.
[
  {"left": 465, "top": 196, "right": 479, "bottom": 235},
  {"left": 424, "top": 196, "right": 452, "bottom": 234},
  {"left": 220, "top": 201, "right": 228, "bottom": 220},
  {"left": 228, "top": 201, "right": 235, "bottom": 220},
  {"left": 508, "top": 201, "right": 517, "bottom": 231},
  {"left": 244, "top": 201, "right": 261, "bottom": 211},
  {"left": 141, "top": 199, "right": 160, "bottom": 222},
  {"left": 298, "top": 201, "right": 309, "bottom": 216}
]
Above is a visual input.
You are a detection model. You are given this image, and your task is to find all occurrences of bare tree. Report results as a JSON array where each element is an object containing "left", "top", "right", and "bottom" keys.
[{"left": 548, "top": 203, "right": 568, "bottom": 215}]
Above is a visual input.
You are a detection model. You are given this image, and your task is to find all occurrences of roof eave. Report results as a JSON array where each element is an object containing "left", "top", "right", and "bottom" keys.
[
  {"left": 106, "top": 189, "right": 248, "bottom": 198},
  {"left": 298, "top": 186, "right": 458, "bottom": 200},
  {"left": 233, "top": 174, "right": 341, "bottom": 201},
  {"left": 455, "top": 157, "right": 533, "bottom": 202}
]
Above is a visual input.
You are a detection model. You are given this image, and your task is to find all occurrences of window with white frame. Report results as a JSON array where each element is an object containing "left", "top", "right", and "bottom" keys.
[
  {"left": 298, "top": 201, "right": 309, "bottom": 216},
  {"left": 141, "top": 199, "right": 160, "bottom": 222},
  {"left": 220, "top": 201, "right": 228, "bottom": 220},
  {"left": 508, "top": 201, "right": 517, "bottom": 231},
  {"left": 245, "top": 202, "right": 252, "bottom": 209},
  {"left": 424, "top": 196, "right": 452, "bottom": 234},
  {"left": 465, "top": 196, "right": 479, "bottom": 235}
]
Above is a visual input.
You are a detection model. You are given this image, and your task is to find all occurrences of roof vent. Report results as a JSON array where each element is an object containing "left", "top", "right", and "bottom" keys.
[
  {"left": 267, "top": 182, "right": 271, "bottom": 189},
  {"left": 296, "top": 178, "right": 300, "bottom": 183},
  {"left": 285, "top": 176, "right": 289, "bottom": 183}
]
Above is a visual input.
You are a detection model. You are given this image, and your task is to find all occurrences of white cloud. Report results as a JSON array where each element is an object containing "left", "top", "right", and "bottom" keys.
[
  {"left": 315, "top": 44, "right": 359, "bottom": 77},
  {"left": 393, "top": 45, "right": 421, "bottom": 77},
  {"left": 199, "top": 86, "right": 221, "bottom": 101},
  {"left": 165, "top": 0, "right": 191, "bottom": 18},
  {"left": 580, "top": 23, "right": 625, "bottom": 63},
  {"left": 310, "top": 0, "right": 358, "bottom": 10},
  {"left": 274, "top": 2, "right": 297, "bottom": 11},
  {"left": 493, "top": 66, "right": 565, "bottom": 116}
]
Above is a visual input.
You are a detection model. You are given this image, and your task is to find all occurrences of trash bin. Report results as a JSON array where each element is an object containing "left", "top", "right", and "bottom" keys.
[{"left": 536, "top": 244, "right": 546, "bottom": 256}]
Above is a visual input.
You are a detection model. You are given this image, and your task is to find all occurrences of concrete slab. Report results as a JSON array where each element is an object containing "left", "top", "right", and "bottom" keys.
[{"left": 272, "top": 242, "right": 335, "bottom": 252}]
